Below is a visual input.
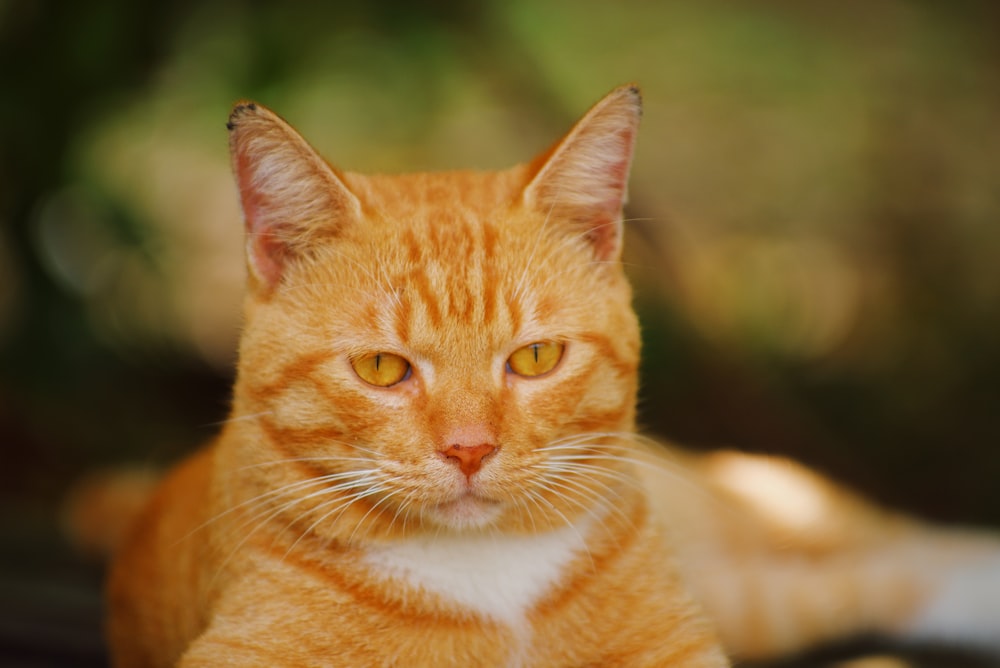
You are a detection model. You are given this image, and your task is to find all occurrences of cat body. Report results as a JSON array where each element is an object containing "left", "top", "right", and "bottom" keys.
[
  {"left": 112, "top": 444, "right": 721, "bottom": 666},
  {"left": 107, "top": 85, "right": 1000, "bottom": 667}
]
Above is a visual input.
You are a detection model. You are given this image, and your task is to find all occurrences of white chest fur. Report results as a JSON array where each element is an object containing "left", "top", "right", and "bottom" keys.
[{"left": 362, "top": 520, "right": 591, "bottom": 627}]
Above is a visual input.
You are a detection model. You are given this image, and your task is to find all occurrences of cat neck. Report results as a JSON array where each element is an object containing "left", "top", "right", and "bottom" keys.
[{"left": 361, "top": 511, "right": 602, "bottom": 627}]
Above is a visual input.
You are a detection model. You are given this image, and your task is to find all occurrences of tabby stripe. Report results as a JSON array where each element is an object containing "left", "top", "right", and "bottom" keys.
[
  {"left": 577, "top": 331, "right": 638, "bottom": 380},
  {"left": 481, "top": 264, "right": 498, "bottom": 324},
  {"left": 265, "top": 539, "right": 502, "bottom": 629},
  {"left": 402, "top": 227, "right": 422, "bottom": 264},
  {"left": 243, "top": 350, "right": 336, "bottom": 406},
  {"left": 408, "top": 268, "right": 443, "bottom": 328},
  {"left": 257, "top": 416, "right": 350, "bottom": 475},
  {"left": 505, "top": 289, "right": 523, "bottom": 334},
  {"left": 393, "top": 290, "right": 412, "bottom": 343}
]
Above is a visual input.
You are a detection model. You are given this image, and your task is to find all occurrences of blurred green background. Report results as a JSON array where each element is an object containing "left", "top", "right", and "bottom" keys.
[{"left": 1, "top": 1, "right": 998, "bottom": 666}]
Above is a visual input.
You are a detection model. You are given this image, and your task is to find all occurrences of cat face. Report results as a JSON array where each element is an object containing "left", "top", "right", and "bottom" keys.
[{"left": 226, "top": 86, "right": 643, "bottom": 539}]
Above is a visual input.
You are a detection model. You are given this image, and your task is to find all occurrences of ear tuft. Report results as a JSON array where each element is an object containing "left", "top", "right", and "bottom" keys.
[
  {"left": 522, "top": 84, "right": 642, "bottom": 262},
  {"left": 226, "top": 102, "right": 258, "bottom": 131},
  {"left": 227, "top": 101, "right": 360, "bottom": 291}
]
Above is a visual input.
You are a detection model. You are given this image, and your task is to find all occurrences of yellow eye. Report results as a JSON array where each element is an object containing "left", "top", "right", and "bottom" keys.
[
  {"left": 507, "top": 341, "right": 564, "bottom": 378},
  {"left": 352, "top": 352, "right": 411, "bottom": 387}
]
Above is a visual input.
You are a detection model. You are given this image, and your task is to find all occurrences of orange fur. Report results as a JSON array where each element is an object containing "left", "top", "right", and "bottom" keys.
[{"left": 106, "top": 85, "right": 1000, "bottom": 667}]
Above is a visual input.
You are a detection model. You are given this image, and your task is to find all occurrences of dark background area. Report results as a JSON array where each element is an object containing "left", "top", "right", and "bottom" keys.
[{"left": 1, "top": 1, "right": 998, "bottom": 666}]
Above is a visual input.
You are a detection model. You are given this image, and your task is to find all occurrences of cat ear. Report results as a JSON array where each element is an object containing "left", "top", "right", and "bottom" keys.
[
  {"left": 522, "top": 84, "right": 642, "bottom": 262},
  {"left": 227, "top": 102, "right": 361, "bottom": 291}
]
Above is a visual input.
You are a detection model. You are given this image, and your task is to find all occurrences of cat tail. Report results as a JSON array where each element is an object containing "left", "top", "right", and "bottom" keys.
[
  {"left": 642, "top": 448, "right": 1000, "bottom": 661},
  {"left": 63, "top": 467, "right": 160, "bottom": 560}
]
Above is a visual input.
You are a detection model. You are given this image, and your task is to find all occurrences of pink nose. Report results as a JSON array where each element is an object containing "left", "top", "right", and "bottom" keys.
[{"left": 439, "top": 443, "right": 496, "bottom": 477}]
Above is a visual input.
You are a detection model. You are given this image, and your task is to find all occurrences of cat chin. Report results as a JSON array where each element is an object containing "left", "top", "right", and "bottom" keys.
[{"left": 425, "top": 495, "right": 504, "bottom": 531}]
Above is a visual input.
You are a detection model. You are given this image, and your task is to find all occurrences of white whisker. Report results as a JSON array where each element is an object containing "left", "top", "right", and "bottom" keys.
[
  {"left": 237, "top": 455, "right": 375, "bottom": 472},
  {"left": 205, "top": 470, "right": 381, "bottom": 583},
  {"left": 282, "top": 481, "right": 391, "bottom": 558},
  {"left": 522, "top": 487, "right": 595, "bottom": 572},
  {"left": 537, "top": 465, "right": 635, "bottom": 527},
  {"left": 176, "top": 469, "right": 376, "bottom": 546}
]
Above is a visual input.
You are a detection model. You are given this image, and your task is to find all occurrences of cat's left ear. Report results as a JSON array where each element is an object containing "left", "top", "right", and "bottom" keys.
[
  {"left": 522, "top": 84, "right": 642, "bottom": 262},
  {"left": 227, "top": 102, "right": 362, "bottom": 292}
]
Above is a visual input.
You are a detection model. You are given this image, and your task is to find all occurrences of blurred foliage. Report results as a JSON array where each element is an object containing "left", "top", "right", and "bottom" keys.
[{"left": 1, "top": 1, "right": 999, "bottom": 664}]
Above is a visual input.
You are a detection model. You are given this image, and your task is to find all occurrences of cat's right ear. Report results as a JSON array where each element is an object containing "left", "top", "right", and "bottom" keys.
[{"left": 227, "top": 102, "right": 361, "bottom": 292}]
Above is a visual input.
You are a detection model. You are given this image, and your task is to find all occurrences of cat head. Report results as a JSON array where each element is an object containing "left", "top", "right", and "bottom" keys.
[{"left": 224, "top": 85, "right": 643, "bottom": 540}]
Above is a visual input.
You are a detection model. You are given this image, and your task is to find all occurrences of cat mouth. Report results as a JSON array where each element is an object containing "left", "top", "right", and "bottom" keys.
[{"left": 427, "top": 493, "right": 503, "bottom": 530}]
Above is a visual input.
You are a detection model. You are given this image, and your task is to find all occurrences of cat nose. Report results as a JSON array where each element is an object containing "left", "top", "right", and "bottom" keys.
[{"left": 439, "top": 443, "right": 497, "bottom": 478}]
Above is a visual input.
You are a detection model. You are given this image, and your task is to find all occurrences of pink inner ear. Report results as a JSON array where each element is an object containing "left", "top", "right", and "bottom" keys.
[
  {"left": 235, "top": 150, "right": 289, "bottom": 287},
  {"left": 587, "top": 150, "right": 632, "bottom": 261},
  {"left": 586, "top": 211, "right": 621, "bottom": 263},
  {"left": 247, "top": 228, "right": 286, "bottom": 288}
]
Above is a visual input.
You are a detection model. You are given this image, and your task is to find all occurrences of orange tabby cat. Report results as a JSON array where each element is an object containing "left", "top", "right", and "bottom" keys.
[{"left": 107, "top": 85, "right": 1000, "bottom": 667}]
